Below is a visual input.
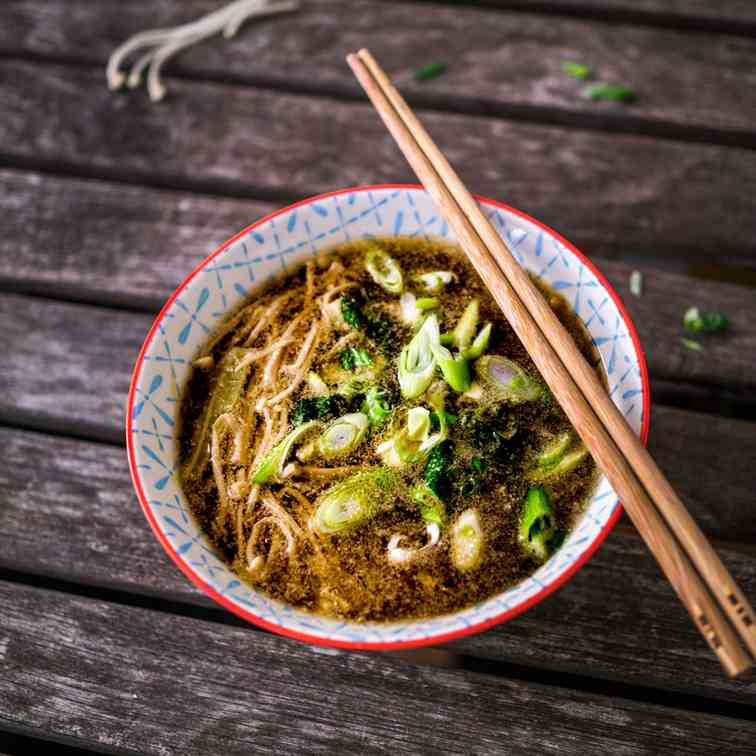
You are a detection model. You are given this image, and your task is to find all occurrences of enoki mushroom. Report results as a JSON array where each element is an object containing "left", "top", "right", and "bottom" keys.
[{"left": 106, "top": 0, "right": 299, "bottom": 102}]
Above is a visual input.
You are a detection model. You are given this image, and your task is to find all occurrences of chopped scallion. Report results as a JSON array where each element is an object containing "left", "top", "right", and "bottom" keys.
[
  {"left": 365, "top": 246, "right": 404, "bottom": 295},
  {"left": 681, "top": 337, "right": 704, "bottom": 352},
  {"left": 583, "top": 82, "right": 635, "bottom": 103},
  {"left": 398, "top": 313, "right": 439, "bottom": 399},
  {"left": 312, "top": 468, "right": 397, "bottom": 534},
  {"left": 629, "top": 270, "right": 643, "bottom": 298},
  {"left": 415, "top": 62, "right": 447, "bottom": 82},
  {"left": 251, "top": 420, "right": 321, "bottom": 484},
  {"left": 683, "top": 307, "right": 729, "bottom": 334},
  {"left": 562, "top": 61, "right": 590, "bottom": 80},
  {"left": 318, "top": 413, "right": 369, "bottom": 458},
  {"left": 450, "top": 509, "right": 483, "bottom": 571},
  {"left": 431, "top": 343, "right": 472, "bottom": 393},
  {"left": 518, "top": 486, "right": 555, "bottom": 562}
]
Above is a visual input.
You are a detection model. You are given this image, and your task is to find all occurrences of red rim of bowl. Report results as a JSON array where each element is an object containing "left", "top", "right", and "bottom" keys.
[{"left": 126, "top": 184, "right": 650, "bottom": 650}]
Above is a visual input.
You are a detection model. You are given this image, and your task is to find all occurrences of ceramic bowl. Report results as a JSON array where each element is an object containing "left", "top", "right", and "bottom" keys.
[{"left": 127, "top": 185, "right": 649, "bottom": 648}]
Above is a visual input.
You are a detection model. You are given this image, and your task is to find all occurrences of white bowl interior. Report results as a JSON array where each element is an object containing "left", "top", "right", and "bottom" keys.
[{"left": 129, "top": 187, "right": 645, "bottom": 645}]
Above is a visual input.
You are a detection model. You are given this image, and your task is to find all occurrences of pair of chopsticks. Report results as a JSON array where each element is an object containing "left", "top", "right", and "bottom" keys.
[{"left": 347, "top": 48, "right": 756, "bottom": 677}]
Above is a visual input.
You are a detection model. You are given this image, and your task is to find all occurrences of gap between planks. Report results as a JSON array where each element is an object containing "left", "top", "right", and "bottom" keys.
[{"left": 397, "top": 0, "right": 756, "bottom": 37}]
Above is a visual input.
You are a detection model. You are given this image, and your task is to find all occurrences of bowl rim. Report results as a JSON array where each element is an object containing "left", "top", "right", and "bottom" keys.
[{"left": 126, "top": 183, "right": 650, "bottom": 650}]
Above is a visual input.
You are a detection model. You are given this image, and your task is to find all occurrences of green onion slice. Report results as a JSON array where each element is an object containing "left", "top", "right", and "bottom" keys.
[
  {"left": 461, "top": 322, "right": 492, "bottom": 360},
  {"left": 537, "top": 431, "right": 572, "bottom": 467},
  {"left": 414, "top": 271, "right": 455, "bottom": 293},
  {"left": 431, "top": 343, "right": 472, "bottom": 393},
  {"left": 562, "top": 61, "right": 590, "bottom": 80},
  {"left": 683, "top": 307, "right": 729, "bottom": 334},
  {"left": 416, "top": 297, "right": 439, "bottom": 312},
  {"left": 451, "top": 509, "right": 483, "bottom": 571},
  {"left": 318, "top": 413, "right": 369, "bottom": 459},
  {"left": 452, "top": 299, "right": 479, "bottom": 351},
  {"left": 365, "top": 246, "right": 403, "bottom": 294},
  {"left": 530, "top": 445, "right": 588, "bottom": 482},
  {"left": 185, "top": 347, "right": 248, "bottom": 480},
  {"left": 251, "top": 420, "right": 321, "bottom": 484},
  {"left": 415, "top": 62, "right": 447, "bottom": 82},
  {"left": 476, "top": 355, "right": 542, "bottom": 403},
  {"left": 387, "top": 522, "right": 441, "bottom": 565},
  {"left": 411, "top": 485, "right": 446, "bottom": 526},
  {"left": 583, "top": 82, "right": 635, "bottom": 102},
  {"left": 398, "top": 313, "right": 439, "bottom": 399},
  {"left": 312, "top": 468, "right": 397, "bottom": 534},
  {"left": 518, "top": 486, "right": 555, "bottom": 561}
]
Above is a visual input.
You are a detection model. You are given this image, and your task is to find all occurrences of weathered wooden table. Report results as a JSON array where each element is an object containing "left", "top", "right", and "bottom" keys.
[{"left": 2, "top": 1, "right": 756, "bottom": 753}]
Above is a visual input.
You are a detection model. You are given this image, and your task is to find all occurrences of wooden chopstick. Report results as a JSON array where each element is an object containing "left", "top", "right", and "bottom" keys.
[
  {"left": 348, "top": 48, "right": 754, "bottom": 677},
  {"left": 353, "top": 45, "right": 756, "bottom": 660}
]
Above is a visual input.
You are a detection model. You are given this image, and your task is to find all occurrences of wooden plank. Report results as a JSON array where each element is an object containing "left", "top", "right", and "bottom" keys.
[
  {"left": 3, "top": 61, "right": 756, "bottom": 269},
  {"left": 477, "top": 1, "right": 756, "bottom": 27},
  {"left": 2, "top": 171, "right": 755, "bottom": 401},
  {"left": 0, "top": 170, "right": 277, "bottom": 312},
  {"left": 1, "top": 421, "right": 755, "bottom": 705},
  {"left": 5, "top": 1, "right": 756, "bottom": 143},
  {"left": 1, "top": 580, "right": 755, "bottom": 755}
]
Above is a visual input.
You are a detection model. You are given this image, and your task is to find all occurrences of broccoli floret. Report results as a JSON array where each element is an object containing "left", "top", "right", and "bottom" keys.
[
  {"left": 340, "top": 295, "right": 366, "bottom": 330},
  {"left": 459, "top": 456, "right": 486, "bottom": 497},
  {"left": 339, "top": 346, "right": 373, "bottom": 371},
  {"left": 292, "top": 396, "right": 346, "bottom": 426},
  {"left": 458, "top": 406, "right": 515, "bottom": 458},
  {"left": 362, "top": 386, "right": 393, "bottom": 426},
  {"left": 339, "top": 294, "right": 395, "bottom": 354},
  {"left": 423, "top": 440, "right": 454, "bottom": 499}
]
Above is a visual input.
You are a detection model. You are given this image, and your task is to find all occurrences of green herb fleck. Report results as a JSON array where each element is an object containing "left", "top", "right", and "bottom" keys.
[
  {"left": 681, "top": 338, "right": 704, "bottom": 352},
  {"left": 683, "top": 307, "right": 729, "bottom": 334},
  {"left": 415, "top": 62, "right": 447, "bottom": 82},
  {"left": 339, "top": 346, "right": 373, "bottom": 371},
  {"left": 562, "top": 61, "right": 590, "bottom": 80},
  {"left": 583, "top": 82, "right": 635, "bottom": 103}
]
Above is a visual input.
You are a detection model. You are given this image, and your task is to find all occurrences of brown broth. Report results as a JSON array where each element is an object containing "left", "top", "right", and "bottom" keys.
[{"left": 179, "top": 237, "right": 602, "bottom": 622}]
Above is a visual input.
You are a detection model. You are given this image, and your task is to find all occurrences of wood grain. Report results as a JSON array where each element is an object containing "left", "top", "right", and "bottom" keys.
[
  {"left": 1, "top": 579, "right": 756, "bottom": 755},
  {"left": 4, "top": 1, "right": 756, "bottom": 141},
  {"left": 0, "top": 422, "right": 755, "bottom": 702},
  {"left": 0, "top": 170, "right": 278, "bottom": 311},
  {"left": 2, "top": 61, "right": 756, "bottom": 269},
  {"left": 2, "top": 169, "right": 755, "bottom": 397}
]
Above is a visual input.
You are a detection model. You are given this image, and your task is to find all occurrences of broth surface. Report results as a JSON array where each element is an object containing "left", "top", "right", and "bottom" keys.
[{"left": 179, "top": 238, "right": 601, "bottom": 621}]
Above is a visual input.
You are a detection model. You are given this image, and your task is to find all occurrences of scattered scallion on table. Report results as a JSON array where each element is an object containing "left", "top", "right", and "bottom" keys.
[
  {"left": 629, "top": 270, "right": 643, "bottom": 297},
  {"left": 562, "top": 61, "right": 590, "bottom": 80},
  {"left": 681, "top": 338, "right": 704, "bottom": 352},
  {"left": 415, "top": 62, "right": 447, "bottom": 82},
  {"left": 683, "top": 307, "right": 729, "bottom": 334},
  {"left": 583, "top": 83, "right": 635, "bottom": 103}
]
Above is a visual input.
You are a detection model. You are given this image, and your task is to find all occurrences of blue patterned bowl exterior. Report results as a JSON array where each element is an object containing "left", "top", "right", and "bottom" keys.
[{"left": 127, "top": 185, "right": 649, "bottom": 648}]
